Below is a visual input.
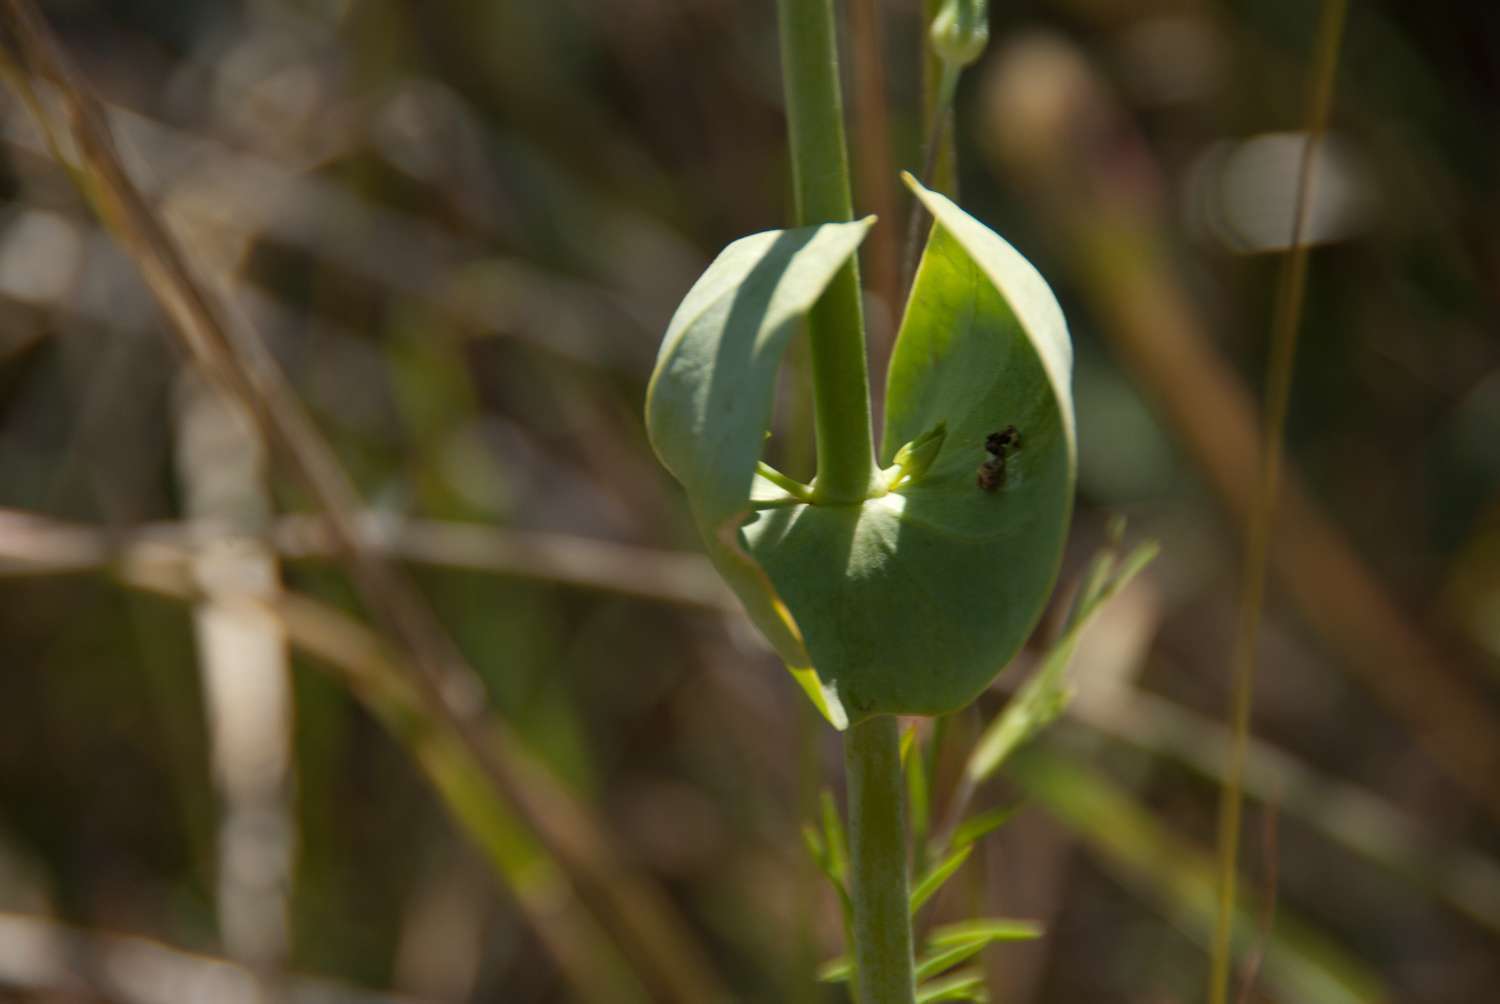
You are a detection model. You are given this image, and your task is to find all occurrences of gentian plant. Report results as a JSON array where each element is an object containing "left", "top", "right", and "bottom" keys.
[{"left": 646, "top": 1, "right": 1076, "bottom": 1000}]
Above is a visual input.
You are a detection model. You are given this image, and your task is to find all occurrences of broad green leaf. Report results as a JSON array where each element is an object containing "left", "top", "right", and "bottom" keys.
[
  {"left": 747, "top": 177, "right": 1074, "bottom": 719},
  {"left": 646, "top": 218, "right": 874, "bottom": 727},
  {"left": 647, "top": 175, "right": 1075, "bottom": 722}
]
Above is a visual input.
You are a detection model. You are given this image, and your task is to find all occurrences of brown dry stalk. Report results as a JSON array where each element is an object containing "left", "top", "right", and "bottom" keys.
[{"left": 1211, "top": 3, "right": 1349, "bottom": 1000}]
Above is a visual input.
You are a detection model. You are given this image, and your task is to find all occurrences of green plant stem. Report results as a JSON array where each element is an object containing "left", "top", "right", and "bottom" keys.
[
  {"left": 844, "top": 716, "right": 917, "bottom": 1004},
  {"left": 777, "top": 0, "right": 876, "bottom": 503},
  {"left": 920, "top": 0, "right": 957, "bottom": 196}
]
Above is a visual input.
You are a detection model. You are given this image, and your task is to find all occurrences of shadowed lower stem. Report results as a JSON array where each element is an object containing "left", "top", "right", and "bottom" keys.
[{"left": 845, "top": 716, "right": 916, "bottom": 1004}]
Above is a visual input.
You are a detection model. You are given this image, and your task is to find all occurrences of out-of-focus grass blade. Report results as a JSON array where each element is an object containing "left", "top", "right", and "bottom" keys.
[
  {"left": 964, "top": 538, "right": 1158, "bottom": 785},
  {"left": 1011, "top": 748, "right": 1388, "bottom": 1004},
  {"left": 802, "top": 823, "right": 828, "bottom": 872},
  {"left": 915, "top": 966, "right": 989, "bottom": 1002},
  {"left": 808, "top": 789, "right": 854, "bottom": 939},
  {"left": 910, "top": 843, "right": 973, "bottom": 916},
  {"left": 949, "top": 804, "right": 1020, "bottom": 850},
  {"left": 908, "top": 725, "right": 932, "bottom": 874},
  {"left": 820, "top": 789, "right": 851, "bottom": 888}
]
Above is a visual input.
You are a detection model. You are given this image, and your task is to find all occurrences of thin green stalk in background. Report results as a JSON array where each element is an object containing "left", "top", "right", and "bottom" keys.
[
  {"left": 776, "top": 0, "right": 876, "bottom": 503},
  {"left": 905, "top": 0, "right": 987, "bottom": 293},
  {"left": 1210, "top": 2, "right": 1349, "bottom": 1002},
  {"left": 845, "top": 716, "right": 917, "bottom": 1004}
]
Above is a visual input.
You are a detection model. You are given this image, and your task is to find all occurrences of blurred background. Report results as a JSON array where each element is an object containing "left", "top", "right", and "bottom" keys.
[{"left": 0, "top": 0, "right": 1498, "bottom": 1001}]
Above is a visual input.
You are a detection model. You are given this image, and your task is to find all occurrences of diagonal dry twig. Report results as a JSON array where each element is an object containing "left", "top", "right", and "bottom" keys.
[{"left": 0, "top": 507, "right": 736, "bottom": 612}]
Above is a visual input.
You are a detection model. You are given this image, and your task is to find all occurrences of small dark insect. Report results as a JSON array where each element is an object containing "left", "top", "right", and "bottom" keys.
[
  {"left": 977, "top": 425, "right": 1021, "bottom": 492},
  {"left": 985, "top": 425, "right": 1021, "bottom": 456}
]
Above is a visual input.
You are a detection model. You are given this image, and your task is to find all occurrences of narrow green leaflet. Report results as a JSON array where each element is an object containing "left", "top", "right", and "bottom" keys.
[
  {"left": 916, "top": 941, "right": 991, "bottom": 983},
  {"left": 910, "top": 843, "right": 972, "bottom": 916},
  {"left": 916, "top": 968, "right": 989, "bottom": 1003},
  {"left": 647, "top": 176, "right": 1075, "bottom": 723},
  {"left": 963, "top": 537, "right": 1159, "bottom": 786},
  {"left": 927, "top": 918, "right": 1042, "bottom": 947},
  {"left": 948, "top": 804, "right": 1021, "bottom": 850},
  {"left": 820, "top": 917, "right": 1040, "bottom": 986}
]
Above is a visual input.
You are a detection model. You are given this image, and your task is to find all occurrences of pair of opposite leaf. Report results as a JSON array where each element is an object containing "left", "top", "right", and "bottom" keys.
[{"left": 646, "top": 176, "right": 1075, "bottom": 728}]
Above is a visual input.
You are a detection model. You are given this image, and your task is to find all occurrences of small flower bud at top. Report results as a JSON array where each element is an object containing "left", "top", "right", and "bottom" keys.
[{"left": 930, "top": 0, "right": 989, "bottom": 68}]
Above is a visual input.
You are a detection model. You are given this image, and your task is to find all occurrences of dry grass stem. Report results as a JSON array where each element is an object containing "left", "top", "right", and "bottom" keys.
[{"left": 0, "top": 4, "right": 727, "bottom": 999}]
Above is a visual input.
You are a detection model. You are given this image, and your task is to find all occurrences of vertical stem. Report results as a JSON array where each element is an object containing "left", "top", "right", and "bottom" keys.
[
  {"left": 777, "top": 0, "right": 877, "bottom": 501},
  {"left": 920, "top": 0, "right": 957, "bottom": 196},
  {"left": 846, "top": 0, "right": 901, "bottom": 317},
  {"left": 1208, "top": 2, "right": 1348, "bottom": 1002},
  {"left": 845, "top": 716, "right": 917, "bottom": 1004}
]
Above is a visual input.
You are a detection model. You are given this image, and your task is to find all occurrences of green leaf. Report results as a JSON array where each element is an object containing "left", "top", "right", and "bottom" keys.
[
  {"left": 801, "top": 822, "right": 827, "bottom": 868},
  {"left": 927, "top": 918, "right": 1043, "bottom": 947},
  {"left": 820, "top": 788, "right": 851, "bottom": 890},
  {"left": 907, "top": 727, "right": 931, "bottom": 871},
  {"left": 910, "top": 842, "right": 972, "bottom": 916},
  {"left": 916, "top": 941, "right": 989, "bottom": 982},
  {"left": 749, "top": 178, "right": 1074, "bottom": 720},
  {"left": 646, "top": 176, "right": 1075, "bottom": 722},
  {"left": 963, "top": 536, "right": 1158, "bottom": 783},
  {"left": 916, "top": 967, "right": 989, "bottom": 1002},
  {"left": 646, "top": 218, "right": 874, "bottom": 727},
  {"left": 949, "top": 804, "right": 1021, "bottom": 849},
  {"left": 820, "top": 917, "right": 1039, "bottom": 989},
  {"left": 816, "top": 956, "right": 852, "bottom": 983}
]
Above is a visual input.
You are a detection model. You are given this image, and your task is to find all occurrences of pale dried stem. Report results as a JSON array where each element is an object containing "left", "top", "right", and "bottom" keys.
[
  {"left": 176, "top": 372, "right": 295, "bottom": 982},
  {"left": 0, "top": 908, "right": 432, "bottom": 1004}
]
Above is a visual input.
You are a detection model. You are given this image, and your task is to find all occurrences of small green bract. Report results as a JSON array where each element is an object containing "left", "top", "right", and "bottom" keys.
[{"left": 646, "top": 175, "right": 1075, "bottom": 727}]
